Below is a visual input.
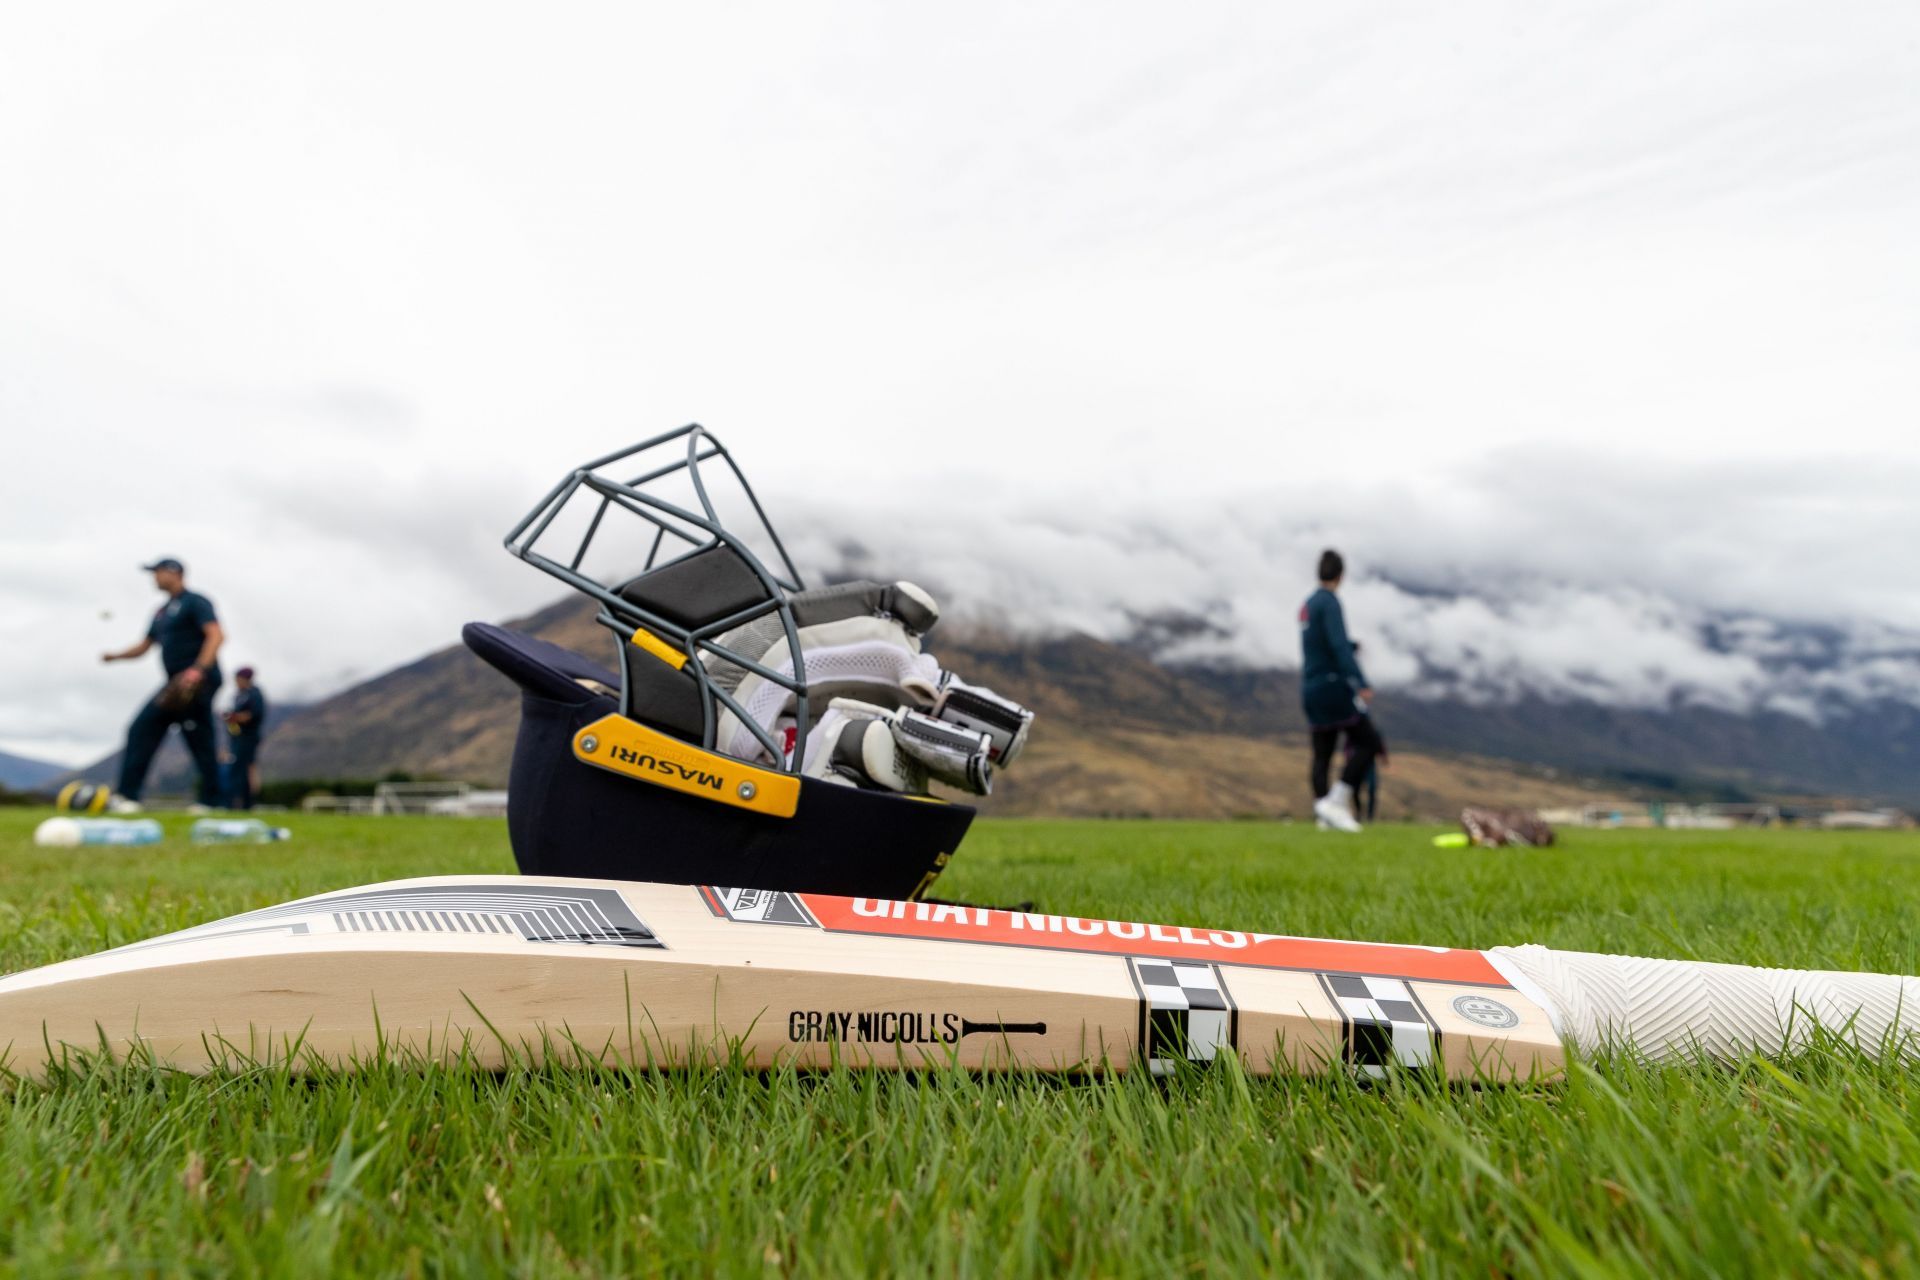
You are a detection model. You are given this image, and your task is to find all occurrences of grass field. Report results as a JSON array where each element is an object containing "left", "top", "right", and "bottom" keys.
[{"left": 3, "top": 810, "right": 1919, "bottom": 1277}]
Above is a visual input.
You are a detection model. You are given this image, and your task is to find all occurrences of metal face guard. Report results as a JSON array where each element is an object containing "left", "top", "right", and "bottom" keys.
[{"left": 504, "top": 425, "right": 816, "bottom": 770}]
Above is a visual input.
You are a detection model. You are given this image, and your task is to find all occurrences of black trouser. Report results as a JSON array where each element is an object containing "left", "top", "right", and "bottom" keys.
[
  {"left": 227, "top": 735, "right": 260, "bottom": 809},
  {"left": 118, "top": 676, "right": 223, "bottom": 805},
  {"left": 1310, "top": 716, "right": 1382, "bottom": 800}
]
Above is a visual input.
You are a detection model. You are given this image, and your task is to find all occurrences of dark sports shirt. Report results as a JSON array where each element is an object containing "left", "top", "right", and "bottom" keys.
[
  {"left": 147, "top": 590, "right": 220, "bottom": 678},
  {"left": 1299, "top": 586, "right": 1367, "bottom": 727},
  {"left": 231, "top": 686, "right": 267, "bottom": 739}
]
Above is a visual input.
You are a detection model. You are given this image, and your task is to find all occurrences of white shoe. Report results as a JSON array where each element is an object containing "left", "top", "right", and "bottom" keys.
[
  {"left": 106, "top": 796, "right": 143, "bottom": 815},
  {"left": 1313, "top": 783, "right": 1363, "bottom": 834},
  {"left": 185, "top": 803, "right": 213, "bottom": 816}
]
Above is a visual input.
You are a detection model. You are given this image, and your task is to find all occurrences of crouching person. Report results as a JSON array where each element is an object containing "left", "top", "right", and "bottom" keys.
[{"left": 224, "top": 666, "right": 269, "bottom": 810}]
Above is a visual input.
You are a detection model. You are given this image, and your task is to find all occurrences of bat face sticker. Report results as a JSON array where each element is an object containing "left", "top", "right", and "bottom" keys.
[{"left": 1450, "top": 994, "right": 1521, "bottom": 1029}]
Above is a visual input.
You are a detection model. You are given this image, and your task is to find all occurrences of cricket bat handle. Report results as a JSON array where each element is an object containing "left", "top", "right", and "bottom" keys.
[{"left": 1490, "top": 945, "right": 1920, "bottom": 1063}]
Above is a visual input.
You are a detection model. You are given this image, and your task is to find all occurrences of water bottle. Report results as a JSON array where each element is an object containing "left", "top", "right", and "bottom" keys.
[
  {"left": 34, "top": 817, "right": 164, "bottom": 848},
  {"left": 190, "top": 818, "right": 292, "bottom": 845}
]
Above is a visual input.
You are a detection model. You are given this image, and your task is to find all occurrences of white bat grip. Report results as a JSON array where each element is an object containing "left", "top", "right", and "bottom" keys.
[{"left": 1489, "top": 945, "right": 1920, "bottom": 1062}]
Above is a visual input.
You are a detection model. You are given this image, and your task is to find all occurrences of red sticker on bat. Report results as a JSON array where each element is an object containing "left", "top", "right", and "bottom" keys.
[{"left": 789, "top": 894, "right": 1508, "bottom": 986}]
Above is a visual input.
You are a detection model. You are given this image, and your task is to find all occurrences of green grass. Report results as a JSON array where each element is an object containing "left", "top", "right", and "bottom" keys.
[{"left": 3, "top": 810, "right": 1919, "bottom": 1277}]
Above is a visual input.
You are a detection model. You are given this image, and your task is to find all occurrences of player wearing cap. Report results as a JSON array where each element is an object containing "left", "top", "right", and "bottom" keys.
[
  {"left": 100, "top": 558, "right": 225, "bottom": 812},
  {"left": 223, "top": 666, "right": 268, "bottom": 810}
]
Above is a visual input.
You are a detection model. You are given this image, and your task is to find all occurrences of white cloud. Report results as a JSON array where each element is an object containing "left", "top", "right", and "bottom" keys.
[
  {"left": 783, "top": 456, "right": 1920, "bottom": 721},
  {"left": 1, "top": 2, "right": 1916, "bottom": 762}
]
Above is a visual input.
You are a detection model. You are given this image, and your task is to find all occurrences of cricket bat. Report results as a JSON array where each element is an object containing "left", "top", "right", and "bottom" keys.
[{"left": 1, "top": 876, "right": 1913, "bottom": 1080}]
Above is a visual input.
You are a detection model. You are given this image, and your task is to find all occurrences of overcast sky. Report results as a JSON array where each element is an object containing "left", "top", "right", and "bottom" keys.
[{"left": 2, "top": 3, "right": 1916, "bottom": 764}]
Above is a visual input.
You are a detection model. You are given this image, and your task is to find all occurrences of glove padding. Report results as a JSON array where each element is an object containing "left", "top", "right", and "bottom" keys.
[
  {"left": 700, "top": 578, "right": 1033, "bottom": 783},
  {"left": 156, "top": 670, "right": 205, "bottom": 713},
  {"left": 931, "top": 672, "right": 1033, "bottom": 766},
  {"left": 804, "top": 699, "right": 995, "bottom": 796}
]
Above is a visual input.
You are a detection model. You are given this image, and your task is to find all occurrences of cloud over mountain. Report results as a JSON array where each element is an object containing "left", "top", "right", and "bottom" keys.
[
  {"left": 4, "top": 5, "right": 1916, "bottom": 763},
  {"left": 784, "top": 450, "right": 1920, "bottom": 723}
]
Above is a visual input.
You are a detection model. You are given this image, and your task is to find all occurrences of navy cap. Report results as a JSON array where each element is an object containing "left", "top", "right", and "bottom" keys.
[
  {"left": 236, "top": 666, "right": 255, "bottom": 679},
  {"left": 142, "top": 558, "right": 185, "bottom": 574}
]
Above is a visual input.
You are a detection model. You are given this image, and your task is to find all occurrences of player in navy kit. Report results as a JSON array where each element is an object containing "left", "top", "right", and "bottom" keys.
[
  {"left": 223, "top": 666, "right": 269, "bottom": 810},
  {"left": 101, "top": 558, "right": 225, "bottom": 811},
  {"left": 1299, "top": 549, "right": 1381, "bottom": 832}
]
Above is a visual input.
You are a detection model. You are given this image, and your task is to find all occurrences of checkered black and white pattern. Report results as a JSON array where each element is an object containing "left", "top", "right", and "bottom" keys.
[
  {"left": 1318, "top": 974, "right": 1439, "bottom": 1076},
  {"left": 1130, "top": 959, "right": 1236, "bottom": 1074}
]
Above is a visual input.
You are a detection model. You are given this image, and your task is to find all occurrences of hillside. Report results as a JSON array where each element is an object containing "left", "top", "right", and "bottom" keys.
[
  {"left": 88, "top": 596, "right": 1603, "bottom": 820},
  {"left": 1187, "top": 667, "right": 1920, "bottom": 806},
  {"left": 0, "top": 749, "right": 67, "bottom": 792},
  {"left": 88, "top": 591, "right": 1915, "bottom": 817}
]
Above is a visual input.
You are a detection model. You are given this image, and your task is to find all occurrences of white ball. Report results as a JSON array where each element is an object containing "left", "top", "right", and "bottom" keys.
[{"left": 35, "top": 817, "right": 83, "bottom": 848}]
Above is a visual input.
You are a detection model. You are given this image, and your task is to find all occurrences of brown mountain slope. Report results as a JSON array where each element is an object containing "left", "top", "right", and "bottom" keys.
[
  {"left": 986, "top": 726, "right": 1606, "bottom": 820},
  {"left": 258, "top": 596, "right": 598, "bottom": 784},
  {"left": 246, "top": 597, "right": 1617, "bottom": 820}
]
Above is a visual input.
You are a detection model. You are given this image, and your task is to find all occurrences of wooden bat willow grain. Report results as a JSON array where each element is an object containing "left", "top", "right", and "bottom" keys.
[{"left": 1, "top": 877, "right": 1914, "bottom": 1080}]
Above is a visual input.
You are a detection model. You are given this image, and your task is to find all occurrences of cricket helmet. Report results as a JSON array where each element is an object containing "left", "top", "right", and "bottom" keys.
[{"left": 469, "top": 425, "right": 981, "bottom": 899}]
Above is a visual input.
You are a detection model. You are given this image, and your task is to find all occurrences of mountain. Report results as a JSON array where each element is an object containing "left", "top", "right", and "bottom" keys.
[
  {"left": 1179, "top": 669, "right": 1920, "bottom": 806},
  {"left": 93, "top": 597, "right": 1608, "bottom": 820},
  {"left": 84, "top": 592, "right": 1913, "bottom": 816},
  {"left": 0, "top": 749, "right": 68, "bottom": 792}
]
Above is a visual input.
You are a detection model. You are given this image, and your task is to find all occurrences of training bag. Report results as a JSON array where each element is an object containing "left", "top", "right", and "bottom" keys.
[{"left": 1460, "top": 808, "right": 1556, "bottom": 848}]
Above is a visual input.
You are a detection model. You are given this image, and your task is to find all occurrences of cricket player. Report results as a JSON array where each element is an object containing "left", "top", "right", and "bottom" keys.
[
  {"left": 1299, "top": 549, "right": 1381, "bottom": 833},
  {"left": 223, "top": 666, "right": 268, "bottom": 810},
  {"left": 100, "top": 558, "right": 225, "bottom": 811}
]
